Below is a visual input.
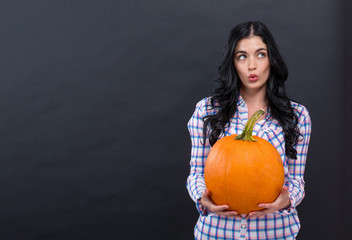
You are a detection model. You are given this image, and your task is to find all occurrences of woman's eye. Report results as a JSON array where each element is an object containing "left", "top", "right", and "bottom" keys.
[
  {"left": 238, "top": 55, "right": 246, "bottom": 60},
  {"left": 258, "top": 52, "right": 266, "bottom": 58}
]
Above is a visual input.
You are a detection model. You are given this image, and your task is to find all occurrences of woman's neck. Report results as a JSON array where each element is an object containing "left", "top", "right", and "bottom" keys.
[{"left": 240, "top": 87, "right": 268, "bottom": 110}]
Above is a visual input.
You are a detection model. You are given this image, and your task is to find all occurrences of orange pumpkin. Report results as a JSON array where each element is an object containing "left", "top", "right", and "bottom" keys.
[{"left": 204, "top": 109, "right": 285, "bottom": 214}]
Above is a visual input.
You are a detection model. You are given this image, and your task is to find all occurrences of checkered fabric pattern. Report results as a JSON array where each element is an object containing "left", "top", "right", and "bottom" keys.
[{"left": 186, "top": 95, "right": 312, "bottom": 240}]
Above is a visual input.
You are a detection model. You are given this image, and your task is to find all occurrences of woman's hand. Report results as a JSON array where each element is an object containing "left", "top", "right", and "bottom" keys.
[
  {"left": 247, "top": 187, "right": 291, "bottom": 218},
  {"left": 200, "top": 189, "right": 239, "bottom": 217}
]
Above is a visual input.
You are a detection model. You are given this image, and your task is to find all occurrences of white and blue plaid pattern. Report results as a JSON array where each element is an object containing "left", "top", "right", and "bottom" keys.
[{"left": 186, "top": 95, "right": 312, "bottom": 239}]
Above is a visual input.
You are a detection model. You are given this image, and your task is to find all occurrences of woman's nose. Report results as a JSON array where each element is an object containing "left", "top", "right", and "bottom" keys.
[{"left": 248, "top": 58, "right": 257, "bottom": 71}]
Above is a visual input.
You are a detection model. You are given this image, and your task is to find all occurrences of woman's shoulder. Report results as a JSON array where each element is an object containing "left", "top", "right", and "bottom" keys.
[
  {"left": 290, "top": 100, "right": 311, "bottom": 123},
  {"left": 193, "top": 96, "right": 218, "bottom": 117}
]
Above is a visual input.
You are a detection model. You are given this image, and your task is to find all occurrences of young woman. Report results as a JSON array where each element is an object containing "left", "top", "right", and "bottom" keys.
[{"left": 186, "top": 21, "right": 312, "bottom": 239}]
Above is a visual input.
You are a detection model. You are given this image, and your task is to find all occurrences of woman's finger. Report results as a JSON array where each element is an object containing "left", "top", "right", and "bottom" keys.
[
  {"left": 200, "top": 190, "right": 239, "bottom": 216},
  {"left": 211, "top": 205, "right": 229, "bottom": 212},
  {"left": 248, "top": 209, "right": 271, "bottom": 218},
  {"left": 217, "top": 210, "right": 239, "bottom": 217},
  {"left": 258, "top": 203, "right": 272, "bottom": 209}
]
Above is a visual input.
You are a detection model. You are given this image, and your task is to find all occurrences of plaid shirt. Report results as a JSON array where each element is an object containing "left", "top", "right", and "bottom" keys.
[{"left": 186, "top": 95, "right": 312, "bottom": 240}]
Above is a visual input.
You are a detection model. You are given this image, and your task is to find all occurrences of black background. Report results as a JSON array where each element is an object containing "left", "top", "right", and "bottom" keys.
[{"left": 0, "top": 0, "right": 351, "bottom": 239}]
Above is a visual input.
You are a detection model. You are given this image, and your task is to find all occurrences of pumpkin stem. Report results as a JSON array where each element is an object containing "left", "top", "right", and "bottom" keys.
[{"left": 235, "top": 109, "right": 265, "bottom": 142}]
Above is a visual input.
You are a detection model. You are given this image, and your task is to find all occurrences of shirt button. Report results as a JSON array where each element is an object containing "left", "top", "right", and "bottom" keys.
[{"left": 241, "top": 224, "right": 246, "bottom": 229}]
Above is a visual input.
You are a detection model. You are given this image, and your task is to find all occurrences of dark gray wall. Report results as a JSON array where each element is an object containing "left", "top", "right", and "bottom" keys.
[
  {"left": 343, "top": 0, "right": 352, "bottom": 235},
  {"left": 0, "top": 0, "right": 349, "bottom": 239}
]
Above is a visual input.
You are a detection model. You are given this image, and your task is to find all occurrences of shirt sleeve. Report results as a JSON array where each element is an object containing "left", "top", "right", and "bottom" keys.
[
  {"left": 186, "top": 99, "right": 212, "bottom": 216},
  {"left": 276, "top": 106, "right": 312, "bottom": 215}
]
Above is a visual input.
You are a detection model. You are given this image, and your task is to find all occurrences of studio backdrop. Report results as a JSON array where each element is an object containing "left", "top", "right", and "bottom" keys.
[{"left": 0, "top": 0, "right": 351, "bottom": 239}]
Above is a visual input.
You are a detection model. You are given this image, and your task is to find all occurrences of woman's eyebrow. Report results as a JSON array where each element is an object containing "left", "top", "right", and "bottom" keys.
[
  {"left": 255, "top": 48, "right": 267, "bottom": 52},
  {"left": 234, "top": 48, "right": 267, "bottom": 55},
  {"left": 234, "top": 50, "right": 247, "bottom": 55}
]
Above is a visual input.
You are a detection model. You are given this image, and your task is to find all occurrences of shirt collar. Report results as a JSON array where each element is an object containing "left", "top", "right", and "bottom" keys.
[{"left": 237, "top": 94, "right": 245, "bottom": 107}]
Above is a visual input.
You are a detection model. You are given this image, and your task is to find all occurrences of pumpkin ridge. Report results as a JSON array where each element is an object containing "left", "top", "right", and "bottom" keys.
[{"left": 224, "top": 142, "right": 231, "bottom": 208}]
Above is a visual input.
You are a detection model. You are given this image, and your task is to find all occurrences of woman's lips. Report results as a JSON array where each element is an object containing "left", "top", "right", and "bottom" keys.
[{"left": 248, "top": 74, "right": 258, "bottom": 81}]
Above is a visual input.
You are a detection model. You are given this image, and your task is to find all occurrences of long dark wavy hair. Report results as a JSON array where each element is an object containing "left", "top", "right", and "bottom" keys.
[{"left": 203, "top": 21, "right": 300, "bottom": 159}]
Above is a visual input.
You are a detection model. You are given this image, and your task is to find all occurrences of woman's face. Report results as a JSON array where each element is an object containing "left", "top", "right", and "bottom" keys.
[{"left": 233, "top": 36, "right": 270, "bottom": 92}]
